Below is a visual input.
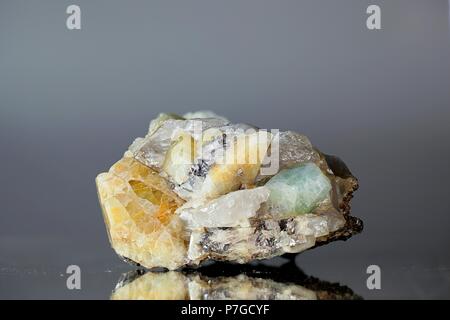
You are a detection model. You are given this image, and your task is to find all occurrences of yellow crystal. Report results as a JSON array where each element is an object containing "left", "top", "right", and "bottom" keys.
[
  {"left": 96, "top": 156, "right": 187, "bottom": 270},
  {"left": 162, "top": 132, "right": 196, "bottom": 185},
  {"left": 198, "top": 131, "right": 271, "bottom": 199}
]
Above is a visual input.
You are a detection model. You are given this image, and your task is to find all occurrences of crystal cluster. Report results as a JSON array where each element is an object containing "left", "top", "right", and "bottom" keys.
[{"left": 96, "top": 111, "right": 362, "bottom": 270}]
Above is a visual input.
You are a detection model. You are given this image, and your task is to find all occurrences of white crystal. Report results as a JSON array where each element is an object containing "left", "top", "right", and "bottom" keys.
[
  {"left": 183, "top": 110, "right": 229, "bottom": 122},
  {"left": 177, "top": 186, "right": 270, "bottom": 228},
  {"left": 129, "top": 118, "right": 229, "bottom": 170},
  {"left": 277, "top": 131, "right": 320, "bottom": 169}
]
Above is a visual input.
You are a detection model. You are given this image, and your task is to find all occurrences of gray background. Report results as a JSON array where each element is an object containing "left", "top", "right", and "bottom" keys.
[{"left": 0, "top": 0, "right": 449, "bottom": 299}]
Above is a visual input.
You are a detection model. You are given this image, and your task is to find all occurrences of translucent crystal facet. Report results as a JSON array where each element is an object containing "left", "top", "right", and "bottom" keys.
[
  {"left": 266, "top": 163, "right": 332, "bottom": 216},
  {"left": 96, "top": 156, "right": 187, "bottom": 270},
  {"left": 177, "top": 187, "right": 270, "bottom": 228}
]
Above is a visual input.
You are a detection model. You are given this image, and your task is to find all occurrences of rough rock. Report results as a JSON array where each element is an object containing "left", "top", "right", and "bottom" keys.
[{"left": 96, "top": 111, "right": 362, "bottom": 270}]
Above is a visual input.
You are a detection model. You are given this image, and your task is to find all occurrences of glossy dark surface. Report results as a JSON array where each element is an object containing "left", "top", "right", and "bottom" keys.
[{"left": 1, "top": 0, "right": 449, "bottom": 299}]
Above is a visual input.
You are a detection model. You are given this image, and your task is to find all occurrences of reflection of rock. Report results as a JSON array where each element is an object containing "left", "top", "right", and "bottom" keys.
[{"left": 111, "top": 261, "right": 361, "bottom": 300}]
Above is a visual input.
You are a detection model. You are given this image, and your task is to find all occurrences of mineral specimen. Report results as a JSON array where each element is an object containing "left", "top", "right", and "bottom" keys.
[{"left": 96, "top": 111, "right": 362, "bottom": 270}]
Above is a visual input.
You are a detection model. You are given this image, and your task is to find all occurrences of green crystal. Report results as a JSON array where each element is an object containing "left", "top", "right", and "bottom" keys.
[{"left": 266, "top": 163, "right": 331, "bottom": 215}]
